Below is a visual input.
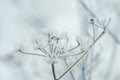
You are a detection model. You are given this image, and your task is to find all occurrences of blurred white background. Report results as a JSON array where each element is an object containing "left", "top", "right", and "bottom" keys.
[{"left": 0, "top": 0, "right": 120, "bottom": 80}]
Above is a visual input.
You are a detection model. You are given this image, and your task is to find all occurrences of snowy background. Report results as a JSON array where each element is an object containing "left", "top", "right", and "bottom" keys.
[{"left": 0, "top": 0, "right": 120, "bottom": 80}]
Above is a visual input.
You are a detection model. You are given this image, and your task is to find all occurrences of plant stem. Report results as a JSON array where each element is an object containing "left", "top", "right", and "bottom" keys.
[
  {"left": 58, "top": 51, "right": 88, "bottom": 80},
  {"left": 52, "top": 63, "right": 57, "bottom": 80},
  {"left": 58, "top": 26, "right": 106, "bottom": 80},
  {"left": 82, "top": 67, "right": 86, "bottom": 80},
  {"left": 63, "top": 59, "right": 76, "bottom": 80}
]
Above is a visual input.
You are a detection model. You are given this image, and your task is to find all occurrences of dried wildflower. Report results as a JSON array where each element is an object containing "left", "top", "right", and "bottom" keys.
[
  {"left": 16, "top": 18, "right": 110, "bottom": 80},
  {"left": 17, "top": 28, "right": 81, "bottom": 64}
]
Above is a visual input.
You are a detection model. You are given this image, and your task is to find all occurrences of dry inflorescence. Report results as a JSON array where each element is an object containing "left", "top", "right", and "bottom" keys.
[{"left": 17, "top": 18, "right": 111, "bottom": 80}]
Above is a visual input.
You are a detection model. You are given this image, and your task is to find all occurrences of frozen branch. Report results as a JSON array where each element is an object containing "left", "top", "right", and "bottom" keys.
[
  {"left": 16, "top": 20, "right": 109, "bottom": 80},
  {"left": 18, "top": 49, "right": 47, "bottom": 57},
  {"left": 90, "top": 19, "right": 96, "bottom": 41},
  {"left": 79, "top": 0, "right": 119, "bottom": 45},
  {"left": 51, "top": 63, "right": 58, "bottom": 80},
  {"left": 67, "top": 40, "right": 80, "bottom": 52},
  {"left": 59, "top": 51, "right": 84, "bottom": 58},
  {"left": 34, "top": 40, "right": 48, "bottom": 55},
  {"left": 58, "top": 19, "right": 109, "bottom": 80}
]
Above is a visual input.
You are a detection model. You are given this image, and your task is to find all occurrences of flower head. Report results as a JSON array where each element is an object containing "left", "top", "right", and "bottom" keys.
[{"left": 18, "top": 28, "right": 81, "bottom": 64}]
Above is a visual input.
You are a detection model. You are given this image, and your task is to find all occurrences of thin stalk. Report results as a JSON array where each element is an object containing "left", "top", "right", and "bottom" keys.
[
  {"left": 35, "top": 40, "right": 48, "bottom": 54},
  {"left": 59, "top": 51, "right": 84, "bottom": 58},
  {"left": 91, "top": 23, "right": 95, "bottom": 41},
  {"left": 63, "top": 59, "right": 76, "bottom": 80},
  {"left": 67, "top": 40, "right": 80, "bottom": 52},
  {"left": 82, "top": 67, "right": 86, "bottom": 80},
  {"left": 58, "top": 27, "right": 106, "bottom": 80},
  {"left": 51, "top": 63, "right": 57, "bottom": 80},
  {"left": 79, "top": 0, "right": 118, "bottom": 45},
  {"left": 18, "top": 50, "right": 46, "bottom": 57},
  {"left": 58, "top": 51, "right": 88, "bottom": 80}
]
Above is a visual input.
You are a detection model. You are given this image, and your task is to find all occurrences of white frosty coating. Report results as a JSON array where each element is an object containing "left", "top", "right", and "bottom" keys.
[
  {"left": 0, "top": 0, "right": 120, "bottom": 80},
  {"left": 28, "top": 28, "right": 82, "bottom": 64}
]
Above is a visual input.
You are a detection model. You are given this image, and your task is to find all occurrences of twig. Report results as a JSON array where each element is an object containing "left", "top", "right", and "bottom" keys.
[
  {"left": 90, "top": 19, "right": 95, "bottom": 41},
  {"left": 67, "top": 40, "right": 80, "bottom": 52},
  {"left": 59, "top": 51, "right": 84, "bottom": 58},
  {"left": 34, "top": 40, "right": 48, "bottom": 54},
  {"left": 79, "top": 0, "right": 119, "bottom": 45},
  {"left": 51, "top": 63, "right": 57, "bottom": 80},
  {"left": 58, "top": 26, "right": 106, "bottom": 80},
  {"left": 82, "top": 67, "right": 86, "bottom": 80},
  {"left": 58, "top": 51, "right": 87, "bottom": 80},
  {"left": 63, "top": 59, "right": 76, "bottom": 80},
  {"left": 18, "top": 50, "right": 46, "bottom": 57}
]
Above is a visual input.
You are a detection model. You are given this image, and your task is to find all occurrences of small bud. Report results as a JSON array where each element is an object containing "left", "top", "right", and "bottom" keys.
[{"left": 90, "top": 18, "right": 94, "bottom": 24}]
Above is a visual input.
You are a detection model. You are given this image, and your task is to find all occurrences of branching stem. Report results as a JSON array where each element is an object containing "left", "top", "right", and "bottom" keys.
[
  {"left": 18, "top": 50, "right": 46, "bottom": 57},
  {"left": 58, "top": 27, "right": 106, "bottom": 80}
]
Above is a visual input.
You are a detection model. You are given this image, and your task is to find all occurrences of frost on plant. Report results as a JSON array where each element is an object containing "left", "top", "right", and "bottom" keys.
[
  {"left": 17, "top": 28, "right": 82, "bottom": 64},
  {"left": 16, "top": 18, "right": 111, "bottom": 80}
]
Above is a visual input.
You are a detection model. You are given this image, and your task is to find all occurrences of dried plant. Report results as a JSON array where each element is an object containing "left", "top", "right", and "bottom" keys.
[{"left": 16, "top": 18, "right": 110, "bottom": 80}]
